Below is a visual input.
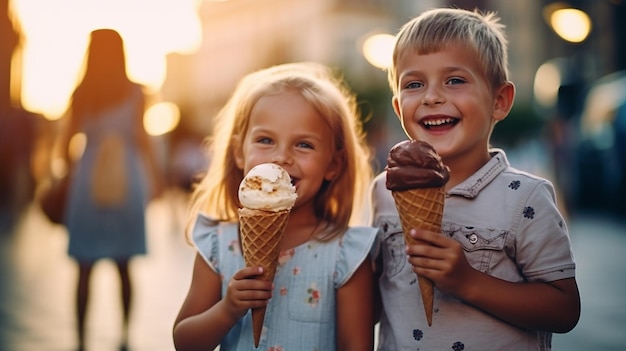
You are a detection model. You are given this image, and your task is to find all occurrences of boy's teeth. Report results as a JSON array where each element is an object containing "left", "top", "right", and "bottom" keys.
[{"left": 424, "top": 118, "right": 454, "bottom": 126}]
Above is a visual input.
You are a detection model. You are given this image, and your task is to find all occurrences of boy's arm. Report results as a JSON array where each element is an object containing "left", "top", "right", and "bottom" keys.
[
  {"left": 407, "top": 229, "right": 581, "bottom": 333},
  {"left": 173, "top": 253, "right": 272, "bottom": 350},
  {"left": 461, "top": 272, "right": 580, "bottom": 333},
  {"left": 336, "top": 260, "right": 374, "bottom": 351}
]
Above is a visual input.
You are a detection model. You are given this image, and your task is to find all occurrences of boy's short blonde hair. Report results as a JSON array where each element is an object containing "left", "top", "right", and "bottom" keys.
[{"left": 388, "top": 8, "right": 509, "bottom": 95}]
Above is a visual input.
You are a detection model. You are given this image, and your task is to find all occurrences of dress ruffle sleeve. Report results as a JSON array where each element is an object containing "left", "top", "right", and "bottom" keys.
[
  {"left": 191, "top": 213, "right": 221, "bottom": 274},
  {"left": 334, "top": 226, "right": 379, "bottom": 287}
]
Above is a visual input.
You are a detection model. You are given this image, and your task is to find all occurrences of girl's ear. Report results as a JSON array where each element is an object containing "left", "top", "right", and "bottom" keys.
[
  {"left": 232, "top": 135, "right": 245, "bottom": 169},
  {"left": 493, "top": 81, "right": 515, "bottom": 122},
  {"left": 324, "top": 150, "right": 344, "bottom": 181}
]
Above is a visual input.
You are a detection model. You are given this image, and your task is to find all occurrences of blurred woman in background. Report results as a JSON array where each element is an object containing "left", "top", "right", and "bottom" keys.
[{"left": 59, "top": 28, "right": 163, "bottom": 351}]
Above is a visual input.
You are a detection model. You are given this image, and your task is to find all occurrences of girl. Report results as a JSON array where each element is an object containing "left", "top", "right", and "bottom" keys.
[{"left": 173, "top": 62, "right": 378, "bottom": 351}]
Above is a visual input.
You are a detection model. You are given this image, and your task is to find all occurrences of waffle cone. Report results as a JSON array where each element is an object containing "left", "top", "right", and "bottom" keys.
[
  {"left": 238, "top": 207, "right": 290, "bottom": 347},
  {"left": 391, "top": 187, "right": 444, "bottom": 326}
]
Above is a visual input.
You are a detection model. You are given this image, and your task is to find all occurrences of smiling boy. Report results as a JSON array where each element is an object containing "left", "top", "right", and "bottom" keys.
[{"left": 370, "top": 8, "right": 580, "bottom": 350}]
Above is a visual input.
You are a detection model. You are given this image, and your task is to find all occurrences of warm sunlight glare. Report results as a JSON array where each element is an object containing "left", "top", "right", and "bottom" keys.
[
  {"left": 12, "top": 0, "right": 202, "bottom": 120},
  {"left": 144, "top": 101, "right": 180, "bottom": 136},
  {"left": 362, "top": 33, "right": 395, "bottom": 70}
]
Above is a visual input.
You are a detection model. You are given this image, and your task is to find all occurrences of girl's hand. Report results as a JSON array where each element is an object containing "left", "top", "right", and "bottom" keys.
[
  {"left": 223, "top": 266, "right": 273, "bottom": 320},
  {"left": 405, "top": 228, "right": 477, "bottom": 297}
]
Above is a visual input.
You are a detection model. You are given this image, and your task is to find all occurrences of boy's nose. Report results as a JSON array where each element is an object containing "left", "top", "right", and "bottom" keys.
[{"left": 423, "top": 86, "right": 445, "bottom": 105}]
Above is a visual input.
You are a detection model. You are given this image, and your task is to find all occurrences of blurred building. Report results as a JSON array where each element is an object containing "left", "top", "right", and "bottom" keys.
[
  {"left": 161, "top": 0, "right": 619, "bottom": 140},
  {"left": 2, "top": 0, "right": 623, "bottom": 209},
  {"left": 160, "top": 0, "right": 624, "bottom": 211}
]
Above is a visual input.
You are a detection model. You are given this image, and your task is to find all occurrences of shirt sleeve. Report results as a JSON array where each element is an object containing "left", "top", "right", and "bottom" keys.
[
  {"left": 334, "top": 226, "right": 379, "bottom": 288},
  {"left": 191, "top": 213, "right": 221, "bottom": 274},
  {"left": 515, "top": 180, "right": 576, "bottom": 282}
]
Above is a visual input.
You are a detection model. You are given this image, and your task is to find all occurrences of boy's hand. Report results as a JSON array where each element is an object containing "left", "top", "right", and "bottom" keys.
[
  {"left": 223, "top": 266, "right": 273, "bottom": 320},
  {"left": 405, "top": 228, "right": 477, "bottom": 297}
]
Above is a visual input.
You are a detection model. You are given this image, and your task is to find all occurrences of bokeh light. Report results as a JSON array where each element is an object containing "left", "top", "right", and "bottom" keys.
[
  {"left": 144, "top": 101, "right": 180, "bottom": 136},
  {"left": 549, "top": 8, "right": 591, "bottom": 43},
  {"left": 534, "top": 61, "right": 562, "bottom": 108},
  {"left": 362, "top": 33, "right": 395, "bottom": 70}
]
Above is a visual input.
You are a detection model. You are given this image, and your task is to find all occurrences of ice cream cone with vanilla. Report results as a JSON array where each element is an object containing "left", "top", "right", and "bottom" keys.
[
  {"left": 385, "top": 140, "right": 450, "bottom": 326},
  {"left": 238, "top": 163, "right": 297, "bottom": 347}
]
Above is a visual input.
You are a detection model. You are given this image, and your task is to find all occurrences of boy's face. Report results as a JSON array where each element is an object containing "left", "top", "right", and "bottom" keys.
[
  {"left": 392, "top": 45, "right": 513, "bottom": 165},
  {"left": 234, "top": 90, "right": 339, "bottom": 210}
]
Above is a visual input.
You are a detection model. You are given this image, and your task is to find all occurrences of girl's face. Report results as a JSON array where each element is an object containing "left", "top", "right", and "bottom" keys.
[
  {"left": 235, "top": 89, "right": 340, "bottom": 209},
  {"left": 392, "top": 45, "right": 513, "bottom": 166}
]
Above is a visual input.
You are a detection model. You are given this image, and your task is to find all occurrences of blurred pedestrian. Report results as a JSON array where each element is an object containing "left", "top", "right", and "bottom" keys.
[
  {"left": 370, "top": 8, "right": 580, "bottom": 350},
  {"left": 58, "top": 28, "right": 163, "bottom": 351}
]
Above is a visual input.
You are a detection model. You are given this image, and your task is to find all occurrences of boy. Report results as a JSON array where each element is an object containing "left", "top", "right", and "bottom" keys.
[{"left": 370, "top": 8, "right": 580, "bottom": 350}]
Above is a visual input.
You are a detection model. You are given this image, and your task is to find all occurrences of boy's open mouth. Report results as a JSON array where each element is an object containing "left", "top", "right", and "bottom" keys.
[{"left": 422, "top": 117, "right": 459, "bottom": 130}]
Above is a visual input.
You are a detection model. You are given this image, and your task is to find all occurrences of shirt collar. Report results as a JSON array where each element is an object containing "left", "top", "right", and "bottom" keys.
[{"left": 447, "top": 149, "right": 509, "bottom": 199}]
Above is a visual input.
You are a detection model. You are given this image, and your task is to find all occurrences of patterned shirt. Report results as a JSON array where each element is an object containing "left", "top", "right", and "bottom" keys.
[
  {"left": 192, "top": 214, "right": 378, "bottom": 351},
  {"left": 370, "top": 149, "right": 576, "bottom": 351}
]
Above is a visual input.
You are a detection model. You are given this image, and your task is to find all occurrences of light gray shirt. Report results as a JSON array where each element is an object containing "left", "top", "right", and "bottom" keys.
[{"left": 370, "top": 149, "right": 576, "bottom": 351}]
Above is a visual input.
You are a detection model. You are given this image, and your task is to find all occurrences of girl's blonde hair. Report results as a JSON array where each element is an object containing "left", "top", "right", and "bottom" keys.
[
  {"left": 388, "top": 8, "right": 509, "bottom": 95},
  {"left": 186, "top": 62, "right": 373, "bottom": 241}
]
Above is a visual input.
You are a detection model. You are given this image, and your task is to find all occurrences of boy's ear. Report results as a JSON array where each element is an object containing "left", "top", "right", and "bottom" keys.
[
  {"left": 232, "top": 135, "right": 245, "bottom": 169},
  {"left": 392, "top": 95, "right": 401, "bottom": 119},
  {"left": 493, "top": 82, "right": 515, "bottom": 122}
]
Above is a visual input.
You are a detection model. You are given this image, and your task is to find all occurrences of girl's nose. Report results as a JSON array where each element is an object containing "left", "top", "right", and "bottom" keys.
[{"left": 271, "top": 150, "right": 293, "bottom": 165}]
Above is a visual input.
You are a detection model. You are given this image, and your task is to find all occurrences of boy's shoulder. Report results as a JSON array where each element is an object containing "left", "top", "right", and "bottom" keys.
[
  {"left": 370, "top": 171, "right": 393, "bottom": 199},
  {"left": 452, "top": 149, "right": 554, "bottom": 198}
]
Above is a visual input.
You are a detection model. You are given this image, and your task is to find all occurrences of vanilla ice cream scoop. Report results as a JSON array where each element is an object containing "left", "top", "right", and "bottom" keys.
[{"left": 238, "top": 163, "right": 297, "bottom": 211}]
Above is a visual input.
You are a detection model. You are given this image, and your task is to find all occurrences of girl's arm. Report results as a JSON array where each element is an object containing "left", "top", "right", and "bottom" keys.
[
  {"left": 336, "top": 259, "right": 375, "bottom": 351},
  {"left": 173, "top": 254, "right": 272, "bottom": 351},
  {"left": 407, "top": 228, "right": 581, "bottom": 333}
]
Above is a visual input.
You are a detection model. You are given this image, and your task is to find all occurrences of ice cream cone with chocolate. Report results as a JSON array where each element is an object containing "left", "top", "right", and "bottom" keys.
[
  {"left": 385, "top": 140, "right": 450, "bottom": 326},
  {"left": 238, "top": 163, "right": 297, "bottom": 347}
]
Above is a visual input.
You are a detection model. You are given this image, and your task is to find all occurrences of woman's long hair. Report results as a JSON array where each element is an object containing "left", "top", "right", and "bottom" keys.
[{"left": 71, "top": 29, "right": 133, "bottom": 116}]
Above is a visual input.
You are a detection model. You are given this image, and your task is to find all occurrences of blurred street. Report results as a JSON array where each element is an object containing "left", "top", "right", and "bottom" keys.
[
  {"left": 0, "top": 189, "right": 625, "bottom": 350},
  {"left": 0, "top": 190, "right": 196, "bottom": 351}
]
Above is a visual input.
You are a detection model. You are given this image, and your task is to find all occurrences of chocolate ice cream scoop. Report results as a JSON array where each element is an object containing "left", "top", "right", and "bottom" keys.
[{"left": 386, "top": 140, "right": 450, "bottom": 191}]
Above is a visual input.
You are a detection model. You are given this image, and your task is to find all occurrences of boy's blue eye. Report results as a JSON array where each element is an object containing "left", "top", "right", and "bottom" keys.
[
  {"left": 447, "top": 78, "right": 465, "bottom": 85},
  {"left": 405, "top": 81, "right": 423, "bottom": 89}
]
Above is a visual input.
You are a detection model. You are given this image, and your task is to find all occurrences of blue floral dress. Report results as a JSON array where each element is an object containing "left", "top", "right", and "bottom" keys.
[{"left": 191, "top": 214, "right": 378, "bottom": 351}]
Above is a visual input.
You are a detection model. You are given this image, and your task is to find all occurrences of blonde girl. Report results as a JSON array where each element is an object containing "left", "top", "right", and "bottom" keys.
[{"left": 174, "top": 62, "right": 377, "bottom": 351}]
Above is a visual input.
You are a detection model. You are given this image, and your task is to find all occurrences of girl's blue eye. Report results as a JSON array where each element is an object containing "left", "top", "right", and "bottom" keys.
[
  {"left": 297, "top": 141, "right": 314, "bottom": 149},
  {"left": 256, "top": 137, "right": 273, "bottom": 144}
]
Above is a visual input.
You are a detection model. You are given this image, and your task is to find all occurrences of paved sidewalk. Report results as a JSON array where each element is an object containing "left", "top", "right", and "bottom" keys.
[
  {"left": 1, "top": 193, "right": 625, "bottom": 350},
  {"left": 0, "top": 191, "right": 196, "bottom": 351},
  {"left": 551, "top": 213, "right": 626, "bottom": 351}
]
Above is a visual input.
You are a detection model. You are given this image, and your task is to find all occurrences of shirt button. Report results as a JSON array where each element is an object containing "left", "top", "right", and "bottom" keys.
[{"left": 468, "top": 234, "right": 478, "bottom": 244}]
